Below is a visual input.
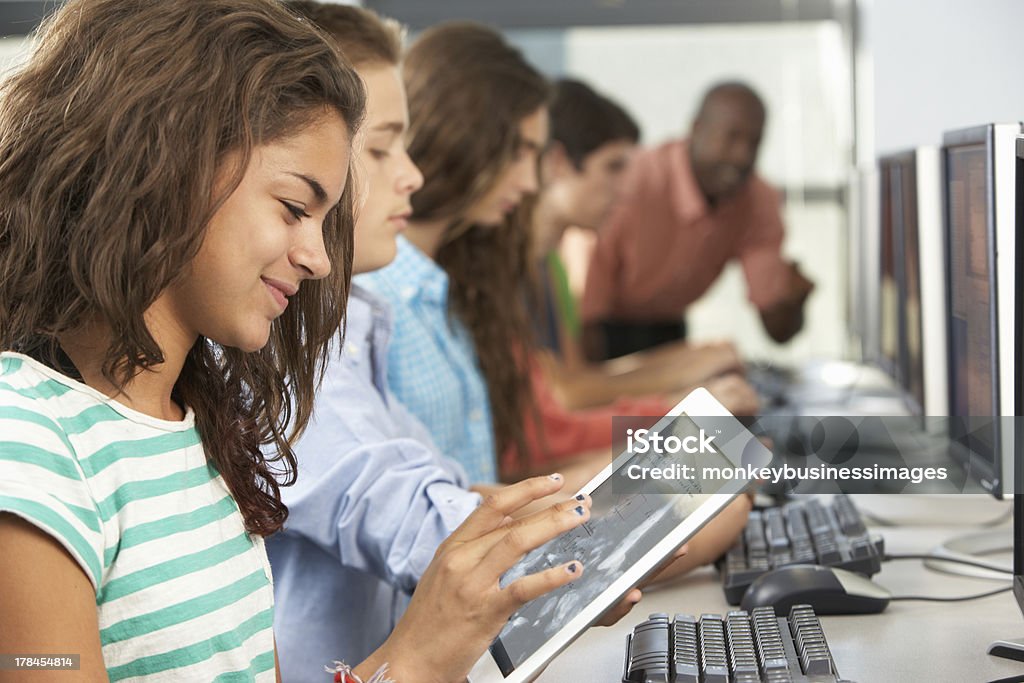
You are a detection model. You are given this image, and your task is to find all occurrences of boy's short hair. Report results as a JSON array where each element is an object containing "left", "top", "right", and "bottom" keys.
[{"left": 549, "top": 78, "right": 640, "bottom": 169}]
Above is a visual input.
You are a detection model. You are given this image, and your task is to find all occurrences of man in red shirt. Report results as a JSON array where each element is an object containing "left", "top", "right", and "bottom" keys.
[{"left": 581, "top": 81, "right": 814, "bottom": 360}]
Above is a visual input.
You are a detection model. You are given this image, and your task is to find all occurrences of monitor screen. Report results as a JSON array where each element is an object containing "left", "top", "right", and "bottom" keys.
[{"left": 944, "top": 140, "right": 999, "bottom": 487}]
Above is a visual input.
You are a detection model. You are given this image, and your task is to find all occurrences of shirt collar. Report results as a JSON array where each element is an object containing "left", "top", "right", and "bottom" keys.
[
  {"left": 391, "top": 235, "right": 448, "bottom": 305},
  {"left": 345, "top": 283, "right": 390, "bottom": 335},
  {"left": 344, "top": 283, "right": 394, "bottom": 398}
]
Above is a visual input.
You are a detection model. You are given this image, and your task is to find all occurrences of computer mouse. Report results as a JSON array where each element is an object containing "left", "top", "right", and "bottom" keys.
[{"left": 740, "top": 564, "right": 891, "bottom": 615}]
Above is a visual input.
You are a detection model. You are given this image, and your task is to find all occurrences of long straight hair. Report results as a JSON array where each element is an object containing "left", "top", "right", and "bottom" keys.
[
  {"left": 404, "top": 23, "right": 550, "bottom": 468},
  {"left": 0, "top": 0, "right": 366, "bottom": 535}
]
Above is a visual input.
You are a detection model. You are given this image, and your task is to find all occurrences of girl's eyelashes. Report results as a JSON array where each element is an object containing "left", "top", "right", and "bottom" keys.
[
  {"left": 281, "top": 201, "right": 311, "bottom": 221},
  {"left": 368, "top": 149, "right": 389, "bottom": 160}
]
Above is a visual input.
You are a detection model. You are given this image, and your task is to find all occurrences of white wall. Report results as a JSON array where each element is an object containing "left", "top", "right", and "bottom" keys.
[
  {"left": 0, "top": 35, "right": 31, "bottom": 76},
  {"left": 562, "top": 23, "right": 851, "bottom": 189},
  {"left": 861, "top": 0, "right": 1024, "bottom": 156}
]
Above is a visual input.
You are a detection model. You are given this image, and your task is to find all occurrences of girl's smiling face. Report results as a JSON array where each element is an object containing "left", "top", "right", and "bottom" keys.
[{"left": 158, "top": 112, "right": 351, "bottom": 353}]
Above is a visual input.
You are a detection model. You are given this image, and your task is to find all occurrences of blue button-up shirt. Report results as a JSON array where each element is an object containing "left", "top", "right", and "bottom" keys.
[
  {"left": 356, "top": 236, "right": 498, "bottom": 484},
  {"left": 267, "top": 285, "right": 481, "bottom": 681}
]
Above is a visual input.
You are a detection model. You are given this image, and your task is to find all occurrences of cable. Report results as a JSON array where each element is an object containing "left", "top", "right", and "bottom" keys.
[
  {"left": 884, "top": 552, "right": 1014, "bottom": 575},
  {"left": 890, "top": 585, "right": 1012, "bottom": 603},
  {"left": 987, "top": 675, "right": 1024, "bottom": 683},
  {"left": 979, "top": 505, "right": 1014, "bottom": 528},
  {"left": 862, "top": 504, "right": 1013, "bottom": 529},
  {"left": 860, "top": 509, "right": 900, "bottom": 527}
]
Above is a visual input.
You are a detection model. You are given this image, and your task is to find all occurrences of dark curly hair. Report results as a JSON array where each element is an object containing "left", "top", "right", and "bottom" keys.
[{"left": 0, "top": 0, "right": 366, "bottom": 535}]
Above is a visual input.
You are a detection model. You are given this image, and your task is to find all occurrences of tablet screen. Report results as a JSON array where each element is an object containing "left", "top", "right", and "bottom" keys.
[{"left": 490, "top": 412, "right": 748, "bottom": 675}]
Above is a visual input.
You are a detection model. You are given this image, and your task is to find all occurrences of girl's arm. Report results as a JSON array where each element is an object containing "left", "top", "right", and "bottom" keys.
[
  {"left": 353, "top": 475, "right": 593, "bottom": 683},
  {"left": 0, "top": 514, "right": 108, "bottom": 682},
  {"left": 543, "top": 341, "right": 745, "bottom": 411}
]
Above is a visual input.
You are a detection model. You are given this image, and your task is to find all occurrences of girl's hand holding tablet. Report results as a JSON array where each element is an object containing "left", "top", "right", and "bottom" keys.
[{"left": 354, "top": 474, "right": 593, "bottom": 683}]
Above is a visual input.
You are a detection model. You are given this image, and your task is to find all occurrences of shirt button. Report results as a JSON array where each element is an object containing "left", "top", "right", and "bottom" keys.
[{"left": 346, "top": 342, "right": 359, "bottom": 355}]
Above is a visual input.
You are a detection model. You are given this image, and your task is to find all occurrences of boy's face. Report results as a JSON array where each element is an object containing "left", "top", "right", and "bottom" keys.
[
  {"left": 551, "top": 139, "right": 635, "bottom": 231},
  {"left": 351, "top": 64, "right": 424, "bottom": 275}
]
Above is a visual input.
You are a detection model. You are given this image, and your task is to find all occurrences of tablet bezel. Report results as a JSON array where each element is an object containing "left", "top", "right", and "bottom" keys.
[{"left": 468, "top": 387, "right": 769, "bottom": 683}]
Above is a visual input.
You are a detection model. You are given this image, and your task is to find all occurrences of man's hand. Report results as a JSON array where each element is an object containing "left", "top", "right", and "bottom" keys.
[
  {"left": 760, "top": 261, "right": 814, "bottom": 343},
  {"left": 781, "top": 261, "right": 815, "bottom": 304}
]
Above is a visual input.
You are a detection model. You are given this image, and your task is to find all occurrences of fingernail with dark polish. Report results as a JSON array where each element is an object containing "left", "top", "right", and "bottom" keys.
[
  {"left": 549, "top": 473, "right": 563, "bottom": 481},
  {"left": 574, "top": 506, "right": 584, "bottom": 516},
  {"left": 575, "top": 494, "right": 585, "bottom": 501},
  {"left": 567, "top": 563, "right": 578, "bottom": 574}
]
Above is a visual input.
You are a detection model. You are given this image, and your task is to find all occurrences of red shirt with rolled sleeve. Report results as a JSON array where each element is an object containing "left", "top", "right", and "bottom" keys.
[
  {"left": 501, "top": 359, "right": 670, "bottom": 477},
  {"left": 581, "top": 138, "right": 791, "bottom": 323}
]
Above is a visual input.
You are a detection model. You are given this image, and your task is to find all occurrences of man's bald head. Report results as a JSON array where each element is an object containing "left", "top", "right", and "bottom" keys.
[
  {"left": 694, "top": 82, "right": 765, "bottom": 125},
  {"left": 689, "top": 81, "right": 767, "bottom": 204}
]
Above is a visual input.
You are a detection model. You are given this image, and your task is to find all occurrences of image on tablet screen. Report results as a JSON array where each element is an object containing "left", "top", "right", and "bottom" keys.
[{"left": 492, "top": 413, "right": 741, "bottom": 671}]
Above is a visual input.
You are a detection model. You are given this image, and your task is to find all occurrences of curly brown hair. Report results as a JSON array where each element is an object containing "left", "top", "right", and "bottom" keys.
[
  {"left": 0, "top": 0, "right": 365, "bottom": 536},
  {"left": 404, "top": 23, "right": 550, "bottom": 472}
]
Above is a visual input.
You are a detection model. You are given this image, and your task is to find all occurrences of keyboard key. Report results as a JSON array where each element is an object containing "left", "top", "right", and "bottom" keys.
[
  {"left": 834, "top": 494, "right": 869, "bottom": 536},
  {"left": 850, "top": 537, "right": 876, "bottom": 559},
  {"left": 789, "top": 605, "right": 836, "bottom": 677},
  {"left": 622, "top": 606, "right": 842, "bottom": 683}
]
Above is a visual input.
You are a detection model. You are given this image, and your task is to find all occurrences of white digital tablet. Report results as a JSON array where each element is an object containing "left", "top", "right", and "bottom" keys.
[{"left": 468, "top": 387, "right": 772, "bottom": 683}]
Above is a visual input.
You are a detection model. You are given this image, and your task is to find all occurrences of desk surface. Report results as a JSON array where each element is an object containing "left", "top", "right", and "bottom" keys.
[{"left": 537, "top": 495, "right": 1021, "bottom": 683}]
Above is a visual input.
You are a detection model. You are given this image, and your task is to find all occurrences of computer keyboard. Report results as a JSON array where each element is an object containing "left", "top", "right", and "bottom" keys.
[
  {"left": 746, "top": 362, "right": 798, "bottom": 409},
  {"left": 720, "top": 495, "right": 884, "bottom": 604},
  {"left": 622, "top": 605, "right": 852, "bottom": 683}
]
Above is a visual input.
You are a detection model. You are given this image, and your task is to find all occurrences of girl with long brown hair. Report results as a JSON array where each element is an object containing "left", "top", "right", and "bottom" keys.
[
  {"left": 0, "top": 0, "right": 362, "bottom": 678},
  {"left": 357, "top": 22, "right": 548, "bottom": 485},
  {"left": 0, "top": 2, "right": 595, "bottom": 681}
]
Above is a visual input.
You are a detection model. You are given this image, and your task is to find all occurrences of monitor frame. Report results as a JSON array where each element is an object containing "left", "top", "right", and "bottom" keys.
[
  {"left": 1014, "top": 136, "right": 1024, "bottom": 613},
  {"left": 915, "top": 147, "right": 948, "bottom": 421},
  {"left": 855, "top": 167, "right": 881, "bottom": 365},
  {"left": 941, "top": 123, "right": 1019, "bottom": 499}
]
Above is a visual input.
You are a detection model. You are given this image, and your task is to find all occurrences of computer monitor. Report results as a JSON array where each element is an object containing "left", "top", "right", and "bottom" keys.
[
  {"left": 1013, "top": 135, "right": 1024, "bottom": 597},
  {"left": 942, "top": 123, "right": 1020, "bottom": 498},
  {"left": 877, "top": 148, "right": 947, "bottom": 421},
  {"left": 986, "top": 142, "right": 1024, "bottom": 659},
  {"left": 924, "top": 128, "right": 1018, "bottom": 589}
]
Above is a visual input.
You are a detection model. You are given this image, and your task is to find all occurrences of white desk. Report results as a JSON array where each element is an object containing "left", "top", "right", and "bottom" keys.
[{"left": 537, "top": 496, "right": 1021, "bottom": 683}]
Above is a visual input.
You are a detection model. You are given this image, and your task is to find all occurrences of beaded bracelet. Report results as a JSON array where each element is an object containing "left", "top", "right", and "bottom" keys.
[{"left": 325, "top": 661, "right": 393, "bottom": 683}]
